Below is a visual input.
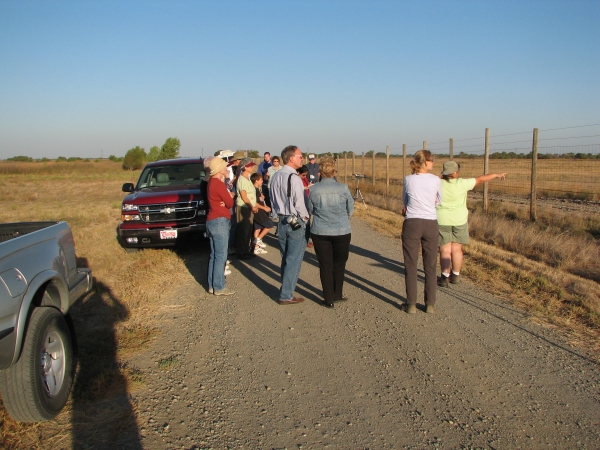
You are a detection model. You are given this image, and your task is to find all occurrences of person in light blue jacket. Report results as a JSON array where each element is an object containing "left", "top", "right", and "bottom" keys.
[{"left": 308, "top": 156, "right": 354, "bottom": 308}]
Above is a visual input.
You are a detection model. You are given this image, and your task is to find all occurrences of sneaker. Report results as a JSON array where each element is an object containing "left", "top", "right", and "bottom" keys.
[
  {"left": 214, "top": 289, "right": 235, "bottom": 296},
  {"left": 224, "top": 269, "right": 232, "bottom": 276},
  {"left": 255, "top": 239, "right": 266, "bottom": 248},
  {"left": 254, "top": 247, "right": 267, "bottom": 255},
  {"left": 403, "top": 303, "right": 417, "bottom": 314},
  {"left": 450, "top": 273, "right": 460, "bottom": 284},
  {"left": 208, "top": 288, "right": 214, "bottom": 294},
  {"left": 426, "top": 305, "right": 436, "bottom": 314},
  {"left": 438, "top": 273, "right": 449, "bottom": 287}
]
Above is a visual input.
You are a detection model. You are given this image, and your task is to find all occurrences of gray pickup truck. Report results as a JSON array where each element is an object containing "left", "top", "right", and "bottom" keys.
[{"left": 0, "top": 221, "right": 92, "bottom": 422}]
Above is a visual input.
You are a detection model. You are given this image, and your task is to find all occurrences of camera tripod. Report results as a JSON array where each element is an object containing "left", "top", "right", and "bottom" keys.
[{"left": 353, "top": 175, "right": 367, "bottom": 209}]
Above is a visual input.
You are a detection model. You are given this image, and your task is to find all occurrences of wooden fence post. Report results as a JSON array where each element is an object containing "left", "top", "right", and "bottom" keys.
[
  {"left": 483, "top": 128, "right": 490, "bottom": 214},
  {"left": 449, "top": 138, "right": 454, "bottom": 160},
  {"left": 402, "top": 144, "right": 406, "bottom": 179},
  {"left": 530, "top": 128, "right": 538, "bottom": 222},
  {"left": 352, "top": 152, "right": 355, "bottom": 175},
  {"left": 385, "top": 146, "right": 390, "bottom": 196},
  {"left": 423, "top": 141, "right": 427, "bottom": 150},
  {"left": 372, "top": 150, "right": 376, "bottom": 187},
  {"left": 361, "top": 152, "right": 365, "bottom": 176}
]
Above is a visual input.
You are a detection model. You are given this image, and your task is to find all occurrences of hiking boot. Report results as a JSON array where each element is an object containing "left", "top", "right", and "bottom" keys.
[
  {"left": 426, "top": 305, "right": 435, "bottom": 314},
  {"left": 450, "top": 273, "right": 461, "bottom": 284},
  {"left": 438, "top": 273, "right": 449, "bottom": 287},
  {"left": 403, "top": 303, "right": 417, "bottom": 314}
]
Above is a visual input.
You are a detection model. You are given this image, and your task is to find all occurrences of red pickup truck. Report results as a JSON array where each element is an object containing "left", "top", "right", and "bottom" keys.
[{"left": 119, "top": 158, "right": 208, "bottom": 251}]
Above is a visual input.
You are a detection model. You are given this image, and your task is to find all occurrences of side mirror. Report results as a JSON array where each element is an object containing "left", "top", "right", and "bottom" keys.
[{"left": 122, "top": 183, "right": 134, "bottom": 192}]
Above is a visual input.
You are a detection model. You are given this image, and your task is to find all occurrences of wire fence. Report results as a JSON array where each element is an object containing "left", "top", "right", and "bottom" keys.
[{"left": 330, "top": 125, "right": 600, "bottom": 219}]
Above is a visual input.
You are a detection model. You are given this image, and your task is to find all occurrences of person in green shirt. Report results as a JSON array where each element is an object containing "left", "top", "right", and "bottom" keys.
[
  {"left": 236, "top": 161, "right": 259, "bottom": 259},
  {"left": 437, "top": 161, "right": 507, "bottom": 287}
]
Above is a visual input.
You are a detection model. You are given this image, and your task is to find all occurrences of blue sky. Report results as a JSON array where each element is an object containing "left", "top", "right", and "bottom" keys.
[{"left": 1, "top": 0, "right": 599, "bottom": 159}]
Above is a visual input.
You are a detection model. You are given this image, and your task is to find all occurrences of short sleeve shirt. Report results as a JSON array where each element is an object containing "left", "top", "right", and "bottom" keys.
[
  {"left": 436, "top": 178, "right": 477, "bottom": 226},
  {"left": 236, "top": 174, "right": 257, "bottom": 207},
  {"left": 402, "top": 173, "right": 442, "bottom": 220}
]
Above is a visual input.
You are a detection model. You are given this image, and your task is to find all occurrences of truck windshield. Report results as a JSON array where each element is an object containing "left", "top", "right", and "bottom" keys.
[{"left": 137, "top": 163, "right": 206, "bottom": 189}]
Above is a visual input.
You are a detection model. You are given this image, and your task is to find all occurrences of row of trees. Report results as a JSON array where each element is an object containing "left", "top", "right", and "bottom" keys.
[{"left": 122, "top": 137, "right": 181, "bottom": 170}]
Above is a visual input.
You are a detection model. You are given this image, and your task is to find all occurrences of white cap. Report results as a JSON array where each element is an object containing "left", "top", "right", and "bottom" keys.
[{"left": 308, "top": 154, "right": 315, "bottom": 159}]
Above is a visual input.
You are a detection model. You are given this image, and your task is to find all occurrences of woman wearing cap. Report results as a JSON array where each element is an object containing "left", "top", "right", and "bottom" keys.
[
  {"left": 235, "top": 160, "right": 259, "bottom": 259},
  {"left": 402, "top": 150, "right": 442, "bottom": 314},
  {"left": 437, "top": 161, "right": 506, "bottom": 287},
  {"left": 206, "top": 157, "right": 236, "bottom": 296}
]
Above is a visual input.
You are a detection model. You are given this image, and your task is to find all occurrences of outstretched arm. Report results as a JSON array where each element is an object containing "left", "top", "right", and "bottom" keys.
[{"left": 474, "top": 172, "right": 507, "bottom": 186}]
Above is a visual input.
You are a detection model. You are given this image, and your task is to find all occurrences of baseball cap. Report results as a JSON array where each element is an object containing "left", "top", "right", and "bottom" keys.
[
  {"left": 441, "top": 161, "right": 460, "bottom": 175},
  {"left": 308, "top": 154, "right": 315, "bottom": 159}
]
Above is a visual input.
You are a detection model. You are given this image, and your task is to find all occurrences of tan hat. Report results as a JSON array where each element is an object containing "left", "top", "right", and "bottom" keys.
[
  {"left": 441, "top": 161, "right": 460, "bottom": 176},
  {"left": 209, "top": 157, "right": 227, "bottom": 176},
  {"left": 232, "top": 150, "right": 245, "bottom": 161}
]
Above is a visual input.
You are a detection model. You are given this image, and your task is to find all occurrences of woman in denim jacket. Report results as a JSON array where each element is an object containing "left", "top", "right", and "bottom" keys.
[{"left": 308, "top": 157, "right": 354, "bottom": 308}]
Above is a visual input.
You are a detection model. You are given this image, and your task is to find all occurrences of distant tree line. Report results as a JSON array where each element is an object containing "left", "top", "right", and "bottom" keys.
[
  {"left": 121, "top": 137, "right": 181, "bottom": 170},
  {"left": 5, "top": 145, "right": 598, "bottom": 167}
]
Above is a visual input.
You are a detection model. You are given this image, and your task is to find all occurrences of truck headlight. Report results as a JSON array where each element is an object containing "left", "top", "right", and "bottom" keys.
[
  {"left": 122, "top": 214, "right": 141, "bottom": 221},
  {"left": 122, "top": 203, "right": 138, "bottom": 211}
]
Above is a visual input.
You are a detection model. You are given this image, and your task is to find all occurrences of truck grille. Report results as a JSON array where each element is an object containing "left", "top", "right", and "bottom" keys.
[{"left": 138, "top": 202, "right": 199, "bottom": 223}]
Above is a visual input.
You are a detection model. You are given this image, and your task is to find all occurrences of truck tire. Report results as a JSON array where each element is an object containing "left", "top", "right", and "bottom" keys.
[{"left": 0, "top": 307, "right": 74, "bottom": 422}]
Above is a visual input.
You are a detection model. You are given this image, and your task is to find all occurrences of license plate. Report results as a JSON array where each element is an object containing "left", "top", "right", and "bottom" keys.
[{"left": 160, "top": 229, "right": 177, "bottom": 239}]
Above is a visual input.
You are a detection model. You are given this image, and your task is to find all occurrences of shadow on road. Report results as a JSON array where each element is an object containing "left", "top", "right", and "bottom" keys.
[
  {"left": 69, "top": 274, "right": 142, "bottom": 449},
  {"left": 175, "top": 232, "right": 414, "bottom": 309},
  {"left": 444, "top": 285, "right": 600, "bottom": 366}
]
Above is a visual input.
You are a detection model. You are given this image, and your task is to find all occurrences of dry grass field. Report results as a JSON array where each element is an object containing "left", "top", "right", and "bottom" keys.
[
  {"left": 0, "top": 161, "right": 198, "bottom": 448},
  {"left": 337, "top": 156, "right": 600, "bottom": 200},
  {"left": 0, "top": 159, "right": 598, "bottom": 448}
]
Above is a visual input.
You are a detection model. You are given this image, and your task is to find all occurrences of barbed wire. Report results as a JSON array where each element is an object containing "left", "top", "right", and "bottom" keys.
[{"left": 389, "top": 123, "right": 600, "bottom": 151}]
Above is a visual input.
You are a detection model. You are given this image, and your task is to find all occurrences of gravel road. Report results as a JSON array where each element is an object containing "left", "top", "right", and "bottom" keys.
[{"left": 118, "top": 217, "right": 599, "bottom": 449}]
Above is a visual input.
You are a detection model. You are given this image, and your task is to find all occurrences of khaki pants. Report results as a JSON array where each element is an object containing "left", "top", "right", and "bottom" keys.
[{"left": 402, "top": 218, "right": 439, "bottom": 306}]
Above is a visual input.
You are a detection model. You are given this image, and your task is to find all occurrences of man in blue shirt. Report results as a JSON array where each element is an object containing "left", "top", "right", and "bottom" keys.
[
  {"left": 257, "top": 152, "right": 273, "bottom": 209},
  {"left": 307, "top": 154, "right": 320, "bottom": 184},
  {"left": 270, "top": 146, "right": 309, "bottom": 305}
]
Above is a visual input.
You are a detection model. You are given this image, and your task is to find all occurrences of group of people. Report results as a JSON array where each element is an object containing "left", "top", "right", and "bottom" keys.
[
  {"left": 401, "top": 149, "right": 506, "bottom": 314},
  {"left": 204, "top": 146, "right": 354, "bottom": 307},
  {"left": 204, "top": 146, "right": 506, "bottom": 311}
]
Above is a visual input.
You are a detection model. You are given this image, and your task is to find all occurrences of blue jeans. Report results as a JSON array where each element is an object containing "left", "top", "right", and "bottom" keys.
[
  {"left": 277, "top": 217, "right": 307, "bottom": 300},
  {"left": 207, "top": 217, "right": 230, "bottom": 292}
]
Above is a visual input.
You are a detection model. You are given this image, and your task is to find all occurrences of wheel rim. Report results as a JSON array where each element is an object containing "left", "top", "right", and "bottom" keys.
[{"left": 40, "top": 330, "right": 66, "bottom": 397}]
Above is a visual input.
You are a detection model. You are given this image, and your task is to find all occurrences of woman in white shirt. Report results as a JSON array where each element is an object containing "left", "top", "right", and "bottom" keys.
[{"left": 402, "top": 150, "right": 442, "bottom": 314}]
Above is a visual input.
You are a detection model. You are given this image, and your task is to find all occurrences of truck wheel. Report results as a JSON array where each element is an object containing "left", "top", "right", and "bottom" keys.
[{"left": 0, "top": 307, "right": 74, "bottom": 422}]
